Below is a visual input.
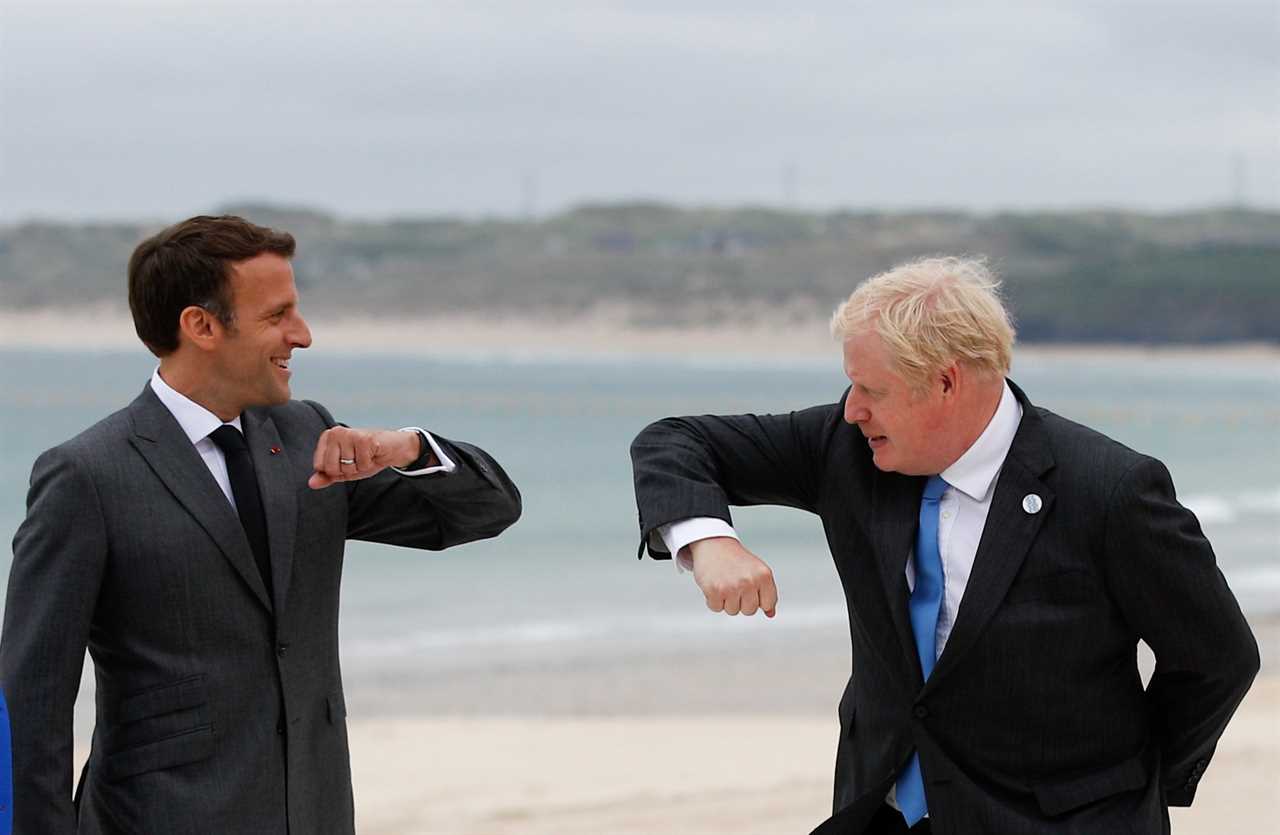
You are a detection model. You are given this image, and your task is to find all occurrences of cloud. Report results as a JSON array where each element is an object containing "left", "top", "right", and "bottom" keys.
[{"left": 1, "top": 0, "right": 1276, "bottom": 220}]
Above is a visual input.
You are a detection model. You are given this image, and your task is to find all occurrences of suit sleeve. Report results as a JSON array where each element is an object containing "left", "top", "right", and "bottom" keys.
[
  {"left": 1101, "top": 456, "right": 1259, "bottom": 806},
  {"left": 629, "top": 398, "right": 841, "bottom": 559},
  {"left": 303, "top": 402, "right": 522, "bottom": 550},
  {"left": 0, "top": 447, "right": 108, "bottom": 834}
]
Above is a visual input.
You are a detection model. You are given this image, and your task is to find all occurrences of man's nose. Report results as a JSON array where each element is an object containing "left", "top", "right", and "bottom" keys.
[
  {"left": 843, "top": 398, "right": 867, "bottom": 425},
  {"left": 291, "top": 315, "right": 313, "bottom": 349}
]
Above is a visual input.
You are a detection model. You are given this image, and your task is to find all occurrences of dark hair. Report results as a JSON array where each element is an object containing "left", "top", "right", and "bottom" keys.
[{"left": 128, "top": 215, "right": 296, "bottom": 356}]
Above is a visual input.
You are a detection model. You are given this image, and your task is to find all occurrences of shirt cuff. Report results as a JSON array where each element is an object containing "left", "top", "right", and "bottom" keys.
[
  {"left": 658, "top": 517, "right": 740, "bottom": 573},
  {"left": 391, "top": 427, "right": 457, "bottom": 476}
]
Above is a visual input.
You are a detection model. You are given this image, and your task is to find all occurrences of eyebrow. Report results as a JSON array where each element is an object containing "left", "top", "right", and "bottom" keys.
[
  {"left": 262, "top": 300, "right": 296, "bottom": 319},
  {"left": 848, "top": 375, "right": 886, "bottom": 397}
]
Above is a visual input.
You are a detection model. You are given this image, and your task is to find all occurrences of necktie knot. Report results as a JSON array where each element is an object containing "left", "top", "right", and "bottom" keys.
[
  {"left": 209, "top": 425, "right": 248, "bottom": 456},
  {"left": 922, "top": 474, "right": 948, "bottom": 502}
]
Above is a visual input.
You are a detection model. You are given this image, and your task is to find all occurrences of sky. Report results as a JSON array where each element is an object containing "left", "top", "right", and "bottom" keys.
[{"left": 1, "top": 0, "right": 1277, "bottom": 222}]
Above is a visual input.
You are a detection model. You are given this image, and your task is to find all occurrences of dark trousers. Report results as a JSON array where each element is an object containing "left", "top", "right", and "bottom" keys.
[{"left": 866, "top": 804, "right": 932, "bottom": 834}]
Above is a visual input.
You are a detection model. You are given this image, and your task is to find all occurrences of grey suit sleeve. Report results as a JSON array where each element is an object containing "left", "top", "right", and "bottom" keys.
[
  {"left": 0, "top": 447, "right": 109, "bottom": 834},
  {"left": 1101, "top": 456, "right": 1259, "bottom": 806},
  {"left": 345, "top": 435, "right": 521, "bottom": 549},
  {"left": 303, "top": 401, "right": 521, "bottom": 550},
  {"left": 629, "top": 399, "right": 840, "bottom": 558}
]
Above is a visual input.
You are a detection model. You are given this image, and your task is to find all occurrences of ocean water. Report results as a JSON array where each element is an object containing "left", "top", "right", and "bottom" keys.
[{"left": 1, "top": 347, "right": 1277, "bottom": 686}]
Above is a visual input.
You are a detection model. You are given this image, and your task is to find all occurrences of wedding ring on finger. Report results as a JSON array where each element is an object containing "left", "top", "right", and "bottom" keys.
[{"left": 339, "top": 457, "right": 356, "bottom": 466}]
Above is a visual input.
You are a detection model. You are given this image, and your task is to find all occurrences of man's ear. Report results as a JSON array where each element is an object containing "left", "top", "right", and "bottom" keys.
[
  {"left": 940, "top": 362, "right": 960, "bottom": 396},
  {"left": 177, "top": 306, "right": 224, "bottom": 352}
]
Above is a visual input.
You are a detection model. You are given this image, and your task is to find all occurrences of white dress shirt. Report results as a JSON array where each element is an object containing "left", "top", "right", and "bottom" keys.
[
  {"left": 149, "top": 369, "right": 455, "bottom": 509},
  {"left": 660, "top": 381, "right": 1023, "bottom": 658}
]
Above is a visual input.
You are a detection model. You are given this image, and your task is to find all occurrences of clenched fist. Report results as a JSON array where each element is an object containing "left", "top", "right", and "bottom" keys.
[
  {"left": 687, "top": 536, "right": 778, "bottom": 618},
  {"left": 308, "top": 426, "right": 432, "bottom": 489}
]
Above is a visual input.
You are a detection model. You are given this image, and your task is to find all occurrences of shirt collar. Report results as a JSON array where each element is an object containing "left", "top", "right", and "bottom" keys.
[
  {"left": 940, "top": 381, "right": 1022, "bottom": 502},
  {"left": 149, "top": 368, "right": 242, "bottom": 445}
]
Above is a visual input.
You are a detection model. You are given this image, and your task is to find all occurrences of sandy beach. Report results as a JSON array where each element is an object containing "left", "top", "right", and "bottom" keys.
[
  {"left": 59, "top": 616, "right": 1280, "bottom": 833},
  {"left": 4, "top": 306, "right": 1279, "bottom": 366},
  {"left": 343, "top": 618, "right": 1279, "bottom": 834},
  {"left": 347, "top": 680, "right": 1279, "bottom": 835}
]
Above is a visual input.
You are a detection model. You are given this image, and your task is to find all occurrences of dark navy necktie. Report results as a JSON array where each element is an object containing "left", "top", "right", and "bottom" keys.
[
  {"left": 209, "top": 425, "right": 273, "bottom": 601},
  {"left": 896, "top": 474, "right": 949, "bottom": 825}
]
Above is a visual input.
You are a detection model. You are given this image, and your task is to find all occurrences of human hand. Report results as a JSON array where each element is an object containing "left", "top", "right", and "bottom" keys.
[
  {"left": 308, "top": 427, "right": 428, "bottom": 489},
  {"left": 687, "top": 537, "right": 778, "bottom": 617}
]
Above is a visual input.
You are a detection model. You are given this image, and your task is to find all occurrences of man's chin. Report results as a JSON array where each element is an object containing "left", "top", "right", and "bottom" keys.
[
  {"left": 254, "top": 385, "right": 292, "bottom": 407},
  {"left": 870, "top": 451, "right": 894, "bottom": 472}
]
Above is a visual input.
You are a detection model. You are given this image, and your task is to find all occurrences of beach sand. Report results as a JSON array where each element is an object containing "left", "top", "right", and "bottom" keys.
[
  {"left": 63, "top": 620, "right": 1278, "bottom": 833},
  {"left": 347, "top": 678, "right": 1279, "bottom": 835},
  {"left": 339, "top": 620, "right": 1278, "bottom": 835},
  {"left": 5, "top": 306, "right": 1278, "bottom": 366}
]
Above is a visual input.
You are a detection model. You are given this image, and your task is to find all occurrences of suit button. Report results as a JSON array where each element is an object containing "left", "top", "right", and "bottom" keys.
[
  {"left": 913, "top": 705, "right": 929, "bottom": 719},
  {"left": 277, "top": 643, "right": 289, "bottom": 657},
  {"left": 276, "top": 722, "right": 285, "bottom": 735}
]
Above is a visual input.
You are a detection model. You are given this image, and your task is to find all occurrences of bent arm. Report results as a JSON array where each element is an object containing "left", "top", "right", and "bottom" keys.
[
  {"left": 0, "top": 448, "right": 107, "bottom": 834},
  {"left": 1102, "top": 457, "right": 1259, "bottom": 805},
  {"left": 629, "top": 400, "right": 841, "bottom": 559},
  {"left": 303, "top": 402, "right": 521, "bottom": 549}
]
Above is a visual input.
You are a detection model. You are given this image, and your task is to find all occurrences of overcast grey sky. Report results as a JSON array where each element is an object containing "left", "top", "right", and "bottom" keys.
[{"left": 2, "top": 0, "right": 1277, "bottom": 221}]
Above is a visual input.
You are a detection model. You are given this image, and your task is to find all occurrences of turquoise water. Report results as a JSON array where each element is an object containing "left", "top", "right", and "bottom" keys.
[{"left": 1, "top": 348, "right": 1276, "bottom": 679}]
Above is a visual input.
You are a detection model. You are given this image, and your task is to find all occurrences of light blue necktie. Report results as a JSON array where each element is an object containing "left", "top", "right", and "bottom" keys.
[{"left": 896, "top": 474, "right": 948, "bottom": 826}]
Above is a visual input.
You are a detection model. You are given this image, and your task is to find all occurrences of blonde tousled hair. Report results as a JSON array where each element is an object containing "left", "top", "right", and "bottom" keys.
[{"left": 829, "top": 256, "right": 1015, "bottom": 391}]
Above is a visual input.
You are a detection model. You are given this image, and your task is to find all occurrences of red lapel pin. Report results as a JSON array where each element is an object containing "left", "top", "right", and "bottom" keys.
[{"left": 269, "top": 446, "right": 281, "bottom": 455}]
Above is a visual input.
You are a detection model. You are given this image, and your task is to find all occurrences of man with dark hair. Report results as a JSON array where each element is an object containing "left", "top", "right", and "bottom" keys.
[{"left": 0, "top": 215, "right": 522, "bottom": 834}]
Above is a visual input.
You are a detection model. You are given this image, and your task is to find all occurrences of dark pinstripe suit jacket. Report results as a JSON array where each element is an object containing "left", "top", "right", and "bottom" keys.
[
  {"left": 0, "top": 385, "right": 521, "bottom": 834},
  {"left": 630, "top": 380, "right": 1257, "bottom": 835}
]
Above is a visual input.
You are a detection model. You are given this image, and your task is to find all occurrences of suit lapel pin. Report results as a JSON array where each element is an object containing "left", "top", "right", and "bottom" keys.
[
  {"left": 269, "top": 446, "right": 281, "bottom": 455},
  {"left": 1022, "top": 494, "right": 1043, "bottom": 514}
]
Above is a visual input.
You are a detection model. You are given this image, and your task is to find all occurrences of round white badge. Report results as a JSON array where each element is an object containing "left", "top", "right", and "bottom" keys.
[{"left": 1022, "top": 494, "right": 1043, "bottom": 514}]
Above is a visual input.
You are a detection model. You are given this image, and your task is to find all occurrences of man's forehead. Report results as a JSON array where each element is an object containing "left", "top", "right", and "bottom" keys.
[
  {"left": 841, "top": 332, "right": 880, "bottom": 370},
  {"left": 229, "top": 252, "right": 292, "bottom": 279},
  {"left": 228, "top": 255, "right": 296, "bottom": 298}
]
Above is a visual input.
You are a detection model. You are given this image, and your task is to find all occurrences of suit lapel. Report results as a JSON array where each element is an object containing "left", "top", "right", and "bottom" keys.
[
  {"left": 871, "top": 470, "right": 927, "bottom": 686},
  {"left": 242, "top": 409, "right": 298, "bottom": 617},
  {"left": 127, "top": 386, "right": 273, "bottom": 612},
  {"left": 925, "top": 390, "right": 1055, "bottom": 692}
]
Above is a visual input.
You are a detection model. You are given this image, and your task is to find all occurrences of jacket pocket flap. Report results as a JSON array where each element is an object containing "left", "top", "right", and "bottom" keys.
[
  {"left": 118, "top": 675, "right": 207, "bottom": 724},
  {"left": 104, "top": 724, "right": 214, "bottom": 782},
  {"left": 1033, "top": 751, "right": 1150, "bottom": 816}
]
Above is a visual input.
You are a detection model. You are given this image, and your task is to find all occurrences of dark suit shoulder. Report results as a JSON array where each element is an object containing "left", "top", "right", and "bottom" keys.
[
  {"left": 40, "top": 404, "right": 136, "bottom": 466},
  {"left": 1034, "top": 405, "right": 1157, "bottom": 493}
]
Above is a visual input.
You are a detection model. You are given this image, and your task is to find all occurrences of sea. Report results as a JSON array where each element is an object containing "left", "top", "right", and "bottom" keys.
[{"left": 1, "top": 347, "right": 1277, "bottom": 708}]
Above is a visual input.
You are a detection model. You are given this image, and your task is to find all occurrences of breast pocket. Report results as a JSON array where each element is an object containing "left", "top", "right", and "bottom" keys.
[
  {"left": 104, "top": 675, "right": 215, "bottom": 782},
  {"left": 1003, "top": 567, "right": 1097, "bottom": 607}
]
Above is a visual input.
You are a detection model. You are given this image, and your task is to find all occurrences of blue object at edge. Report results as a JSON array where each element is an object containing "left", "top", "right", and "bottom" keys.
[{"left": 0, "top": 688, "right": 11, "bottom": 835}]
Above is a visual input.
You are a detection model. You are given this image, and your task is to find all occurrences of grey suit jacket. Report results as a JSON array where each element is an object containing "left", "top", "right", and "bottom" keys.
[
  {"left": 630, "top": 380, "right": 1258, "bottom": 835},
  {"left": 0, "top": 385, "right": 521, "bottom": 834}
]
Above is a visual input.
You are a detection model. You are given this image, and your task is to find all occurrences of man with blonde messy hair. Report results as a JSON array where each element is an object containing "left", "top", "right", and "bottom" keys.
[{"left": 630, "top": 256, "right": 1257, "bottom": 834}]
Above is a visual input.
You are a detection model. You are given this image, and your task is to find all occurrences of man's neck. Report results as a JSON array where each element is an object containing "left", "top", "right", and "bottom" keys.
[
  {"left": 940, "top": 380, "right": 1006, "bottom": 471},
  {"left": 157, "top": 358, "right": 240, "bottom": 422}
]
